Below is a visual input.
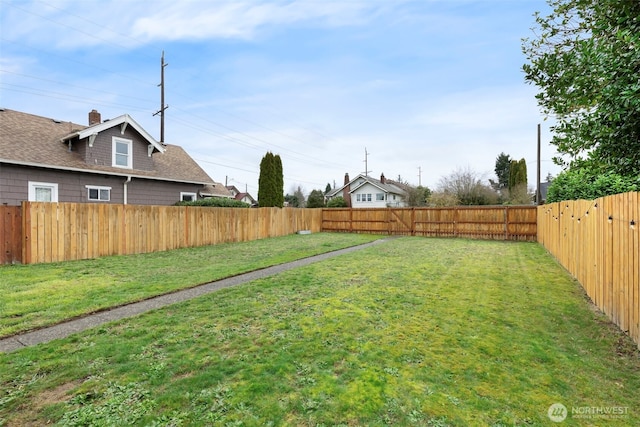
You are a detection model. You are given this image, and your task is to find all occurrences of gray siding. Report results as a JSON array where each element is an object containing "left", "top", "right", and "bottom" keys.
[
  {"left": 126, "top": 179, "right": 202, "bottom": 205},
  {"left": 0, "top": 163, "right": 203, "bottom": 206},
  {"left": 76, "top": 126, "right": 155, "bottom": 172}
]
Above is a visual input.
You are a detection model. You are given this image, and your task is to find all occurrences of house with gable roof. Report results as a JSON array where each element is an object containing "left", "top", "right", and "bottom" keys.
[
  {"left": 226, "top": 185, "right": 258, "bottom": 207},
  {"left": 326, "top": 172, "right": 408, "bottom": 208},
  {"left": 0, "top": 108, "right": 219, "bottom": 206}
]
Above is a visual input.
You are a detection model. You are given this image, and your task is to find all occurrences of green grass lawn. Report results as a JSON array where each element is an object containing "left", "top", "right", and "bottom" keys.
[
  {"left": 0, "top": 232, "right": 381, "bottom": 337},
  {"left": 1, "top": 237, "right": 639, "bottom": 426}
]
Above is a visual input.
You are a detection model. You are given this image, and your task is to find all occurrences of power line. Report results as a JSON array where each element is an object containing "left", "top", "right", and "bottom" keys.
[{"left": 0, "top": 1, "right": 355, "bottom": 181}]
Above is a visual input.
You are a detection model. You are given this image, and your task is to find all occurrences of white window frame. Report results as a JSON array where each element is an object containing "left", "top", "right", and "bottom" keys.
[
  {"left": 112, "top": 137, "right": 133, "bottom": 169},
  {"left": 86, "top": 185, "right": 111, "bottom": 202},
  {"left": 356, "top": 193, "right": 372, "bottom": 203},
  {"left": 28, "top": 181, "right": 58, "bottom": 202},
  {"left": 180, "top": 192, "right": 197, "bottom": 202},
  {"left": 376, "top": 193, "right": 385, "bottom": 201}
]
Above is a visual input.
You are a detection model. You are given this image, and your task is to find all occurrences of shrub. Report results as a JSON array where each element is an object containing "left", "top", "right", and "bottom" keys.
[
  {"left": 175, "top": 198, "right": 250, "bottom": 208},
  {"left": 546, "top": 169, "right": 639, "bottom": 202},
  {"left": 326, "top": 196, "right": 348, "bottom": 208}
]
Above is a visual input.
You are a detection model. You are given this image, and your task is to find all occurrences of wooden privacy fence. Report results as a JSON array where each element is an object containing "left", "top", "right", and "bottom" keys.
[
  {"left": 1, "top": 206, "right": 22, "bottom": 264},
  {"left": 322, "top": 206, "right": 537, "bottom": 241},
  {"left": 17, "top": 202, "right": 322, "bottom": 264},
  {"left": 538, "top": 192, "right": 639, "bottom": 348}
]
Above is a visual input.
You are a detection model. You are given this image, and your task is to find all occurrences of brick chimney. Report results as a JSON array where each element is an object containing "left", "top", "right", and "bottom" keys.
[
  {"left": 88, "top": 109, "right": 101, "bottom": 126},
  {"left": 343, "top": 173, "right": 352, "bottom": 207},
  {"left": 380, "top": 173, "right": 386, "bottom": 184}
]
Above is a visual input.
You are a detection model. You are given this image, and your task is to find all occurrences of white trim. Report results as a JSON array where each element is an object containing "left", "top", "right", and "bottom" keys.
[
  {"left": 28, "top": 181, "right": 58, "bottom": 202},
  {"left": 112, "top": 137, "right": 132, "bottom": 169},
  {"left": 180, "top": 192, "right": 197, "bottom": 202},
  {"left": 85, "top": 185, "right": 111, "bottom": 201},
  {"left": 65, "top": 114, "right": 165, "bottom": 154},
  {"left": 1, "top": 159, "right": 212, "bottom": 185}
]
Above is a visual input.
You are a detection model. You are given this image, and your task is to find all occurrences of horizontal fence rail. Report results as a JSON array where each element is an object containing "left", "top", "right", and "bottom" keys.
[
  {"left": 20, "top": 202, "right": 322, "bottom": 264},
  {"left": 321, "top": 206, "right": 537, "bottom": 241},
  {"left": 538, "top": 192, "right": 639, "bottom": 348}
]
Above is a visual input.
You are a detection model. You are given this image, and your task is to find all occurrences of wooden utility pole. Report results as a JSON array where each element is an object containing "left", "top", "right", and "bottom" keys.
[
  {"left": 417, "top": 166, "right": 422, "bottom": 186},
  {"left": 536, "top": 123, "right": 542, "bottom": 205},
  {"left": 363, "top": 147, "right": 372, "bottom": 176},
  {"left": 154, "top": 51, "right": 169, "bottom": 143}
]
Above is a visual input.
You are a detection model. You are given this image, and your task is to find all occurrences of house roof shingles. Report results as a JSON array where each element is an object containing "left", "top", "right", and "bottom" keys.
[
  {"left": 0, "top": 108, "right": 213, "bottom": 185},
  {"left": 327, "top": 174, "right": 407, "bottom": 198}
]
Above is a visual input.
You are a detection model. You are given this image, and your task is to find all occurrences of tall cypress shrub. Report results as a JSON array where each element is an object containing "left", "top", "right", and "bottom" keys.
[{"left": 258, "top": 152, "right": 284, "bottom": 207}]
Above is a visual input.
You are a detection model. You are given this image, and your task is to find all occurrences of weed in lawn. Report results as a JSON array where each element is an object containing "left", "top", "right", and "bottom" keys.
[{"left": 54, "top": 382, "right": 155, "bottom": 426}]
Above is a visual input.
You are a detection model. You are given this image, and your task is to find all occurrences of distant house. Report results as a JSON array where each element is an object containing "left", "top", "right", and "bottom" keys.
[
  {"left": 0, "top": 108, "right": 217, "bottom": 206},
  {"left": 226, "top": 185, "right": 258, "bottom": 206},
  {"left": 326, "top": 173, "right": 407, "bottom": 208},
  {"left": 201, "top": 183, "right": 234, "bottom": 199},
  {"left": 538, "top": 181, "right": 551, "bottom": 204}
]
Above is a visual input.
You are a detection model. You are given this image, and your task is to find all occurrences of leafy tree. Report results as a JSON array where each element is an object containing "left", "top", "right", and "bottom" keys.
[
  {"left": 522, "top": 0, "right": 640, "bottom": 177},
  {"left": 285, "top": 185, "right": 305, "bottom": 207},
  {"left": 428, "top": 191, "right": 460, "bottom": 207},
  {"left": 258, "top": 152, "right": 284, "bottom": 207},
  {"left": 293, "top": 186, "right": 305, "bottom": 208},
  {"left": 405, "top": 185, "right": 432, "bottom": 207},
  {"left": 306, "top": 189, "right": 326, "bottom": 208},
  {"left": 435, "top": 166, "right": 499, "bottom": 206},
  {"left": 546, "top": 168, "right": 639, "bottom": 202},
  {"left": 326, "top": 196, "right": 348, "bottom": 208},
  {"left": 284, "top": 194, "right": 300, "bottom": 207}
]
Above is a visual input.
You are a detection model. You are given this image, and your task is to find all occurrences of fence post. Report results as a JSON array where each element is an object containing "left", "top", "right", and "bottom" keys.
[
  {"left": 453, "top": 207, "right": 458, "bottom": 237},
  {"left": 504, "top": 207, "right": 509, "bottom": 240},
  {"left": 411, "top": 207, "right": 416, "bottom": 236}
]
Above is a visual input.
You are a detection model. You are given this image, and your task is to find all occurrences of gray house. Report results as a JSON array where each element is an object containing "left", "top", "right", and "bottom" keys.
[{"left": 0, "top": 108, "right": 218, "bottom": 206}]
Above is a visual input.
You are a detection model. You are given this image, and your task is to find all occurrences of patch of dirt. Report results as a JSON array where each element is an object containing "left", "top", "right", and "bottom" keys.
[
  {"left": 614, "top": 334, "right": 640, "bottom": 358},
  {"left": 5, "top": 380, "right": 82, "bottom": 427}
]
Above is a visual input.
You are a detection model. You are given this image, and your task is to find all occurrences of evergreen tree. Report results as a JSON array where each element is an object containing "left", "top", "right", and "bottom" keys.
[
  {"left": 306, "top": 189, "right": 326, "bottom": 208},
  {"left": 258, "top": 152, "right": 284, "bottom": 207},
  {"left": 494, "top": 152, "right": 511, "bottom": 190},
  {"left": 508, "top": 158, "right": 527, "bottom": 193},
  {"left": 274, "top": 154, "right": 284, "bottom": 207}
]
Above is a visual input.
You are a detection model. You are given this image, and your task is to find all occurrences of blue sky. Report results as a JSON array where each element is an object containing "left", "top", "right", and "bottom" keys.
[{"left": 0, "top": 0, "right": 558, "bottom": 197}]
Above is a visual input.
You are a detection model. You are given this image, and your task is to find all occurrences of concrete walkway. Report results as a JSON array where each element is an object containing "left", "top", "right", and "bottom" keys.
[{"left": 0, "top": 239, "right": 388, "bottom": 353}]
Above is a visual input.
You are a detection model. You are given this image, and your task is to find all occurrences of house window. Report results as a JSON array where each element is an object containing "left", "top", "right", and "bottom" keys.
[
  {"left": 112, "top": 137, "right": 132, "bottom": 169},
  {"left": 376, "top": 193, "right": 385, "bottom": 201},
  {"left": 180, "top": 192, "right": 197, "bottom": 202},
  {"left": 357, "top": 193, "right": 372, "bottom": 202},
  {"left": 86, "top": 185, "right": 111, "bottom": 201},
  {"left": 28, "top": 181, "right": 58, "bottom": 202}
]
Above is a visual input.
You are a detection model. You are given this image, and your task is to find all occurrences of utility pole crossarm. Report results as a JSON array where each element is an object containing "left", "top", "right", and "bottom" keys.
[{"left": 363, "top": 147, "right": 372, "bottom": 176}]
